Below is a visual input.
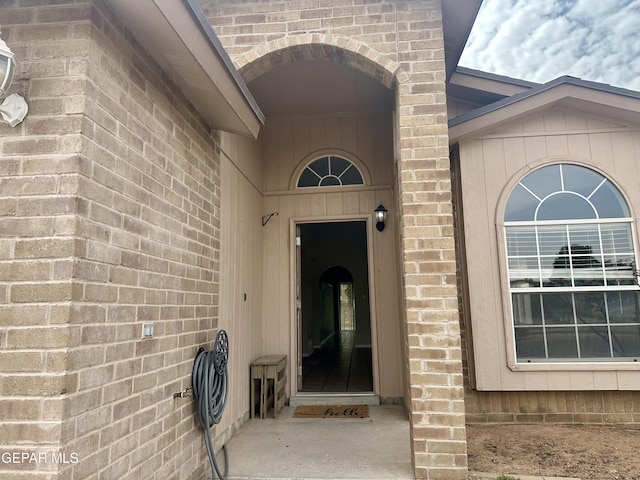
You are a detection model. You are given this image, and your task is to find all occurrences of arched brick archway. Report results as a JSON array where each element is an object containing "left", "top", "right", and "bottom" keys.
[
  {"left": 233, "top": 33, "right": 405, "bottom": 89},
  {"left": 228, "top": 30, "right": 467, "bottom": 480}
]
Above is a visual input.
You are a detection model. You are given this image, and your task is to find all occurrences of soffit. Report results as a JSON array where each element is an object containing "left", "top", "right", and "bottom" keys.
[
  {"left": 442, "top": 0, "right": 484, "bottom": 81},
  {"left": 446, "top": 68, "right": 537, "bottom": 112},
  {"left": 446, "top": 82, "right": 506, "bottom": 108},
  {"left": 448, "top": 78, "right": 640, "bottom": 143},
  {"left": 104, "top": 0, "right": 264, "bottom": 138},
  {"left": 452, "top": 68, "right": 537, "bottom": 94}
]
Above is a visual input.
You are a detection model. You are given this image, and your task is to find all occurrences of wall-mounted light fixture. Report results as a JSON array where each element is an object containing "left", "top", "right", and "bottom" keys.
[
  {"left": 374, "top": 203, "right": 387, "bottom": 232},
  {"left": 0, "top": 32, "right": 28, "bottom": 127}
]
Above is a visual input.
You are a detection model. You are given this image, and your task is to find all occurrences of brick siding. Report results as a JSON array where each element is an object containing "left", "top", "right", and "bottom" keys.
[
  {"left": 465, "top": 390, "right": 640, "bottom": 425},
  {"left": 1, "top": 2, "right": 221, "bottom": 479},
  {"left": 203, "top": 1, "right": 467, "bottom": 478},
  {"left": 8, "top": 1, "right": 629, "bottom": 480}
]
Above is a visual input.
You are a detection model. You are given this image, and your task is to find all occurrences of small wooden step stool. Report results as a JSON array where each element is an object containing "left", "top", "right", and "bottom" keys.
[{"left": 250, "top": 355, "right": 287, "bottom": 419}]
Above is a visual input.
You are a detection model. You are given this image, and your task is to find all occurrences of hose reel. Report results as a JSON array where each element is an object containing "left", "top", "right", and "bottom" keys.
[{"left": 192, "top": 330, "right": 229, "bottom": 480}]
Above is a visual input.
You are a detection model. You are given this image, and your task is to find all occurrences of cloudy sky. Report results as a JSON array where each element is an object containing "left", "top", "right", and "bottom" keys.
[{"left": 458, "top": 0, "right": 640, "bottom": 91}]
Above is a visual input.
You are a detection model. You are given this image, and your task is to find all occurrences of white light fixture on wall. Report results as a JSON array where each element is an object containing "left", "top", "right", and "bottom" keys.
[{"left": 0, "top": 31, "right": 28, "bottom": 127}]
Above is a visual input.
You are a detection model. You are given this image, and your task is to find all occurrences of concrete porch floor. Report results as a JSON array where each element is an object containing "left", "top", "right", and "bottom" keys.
[{"left": 222, "top": 405, "right": 414, "bottom": 480}]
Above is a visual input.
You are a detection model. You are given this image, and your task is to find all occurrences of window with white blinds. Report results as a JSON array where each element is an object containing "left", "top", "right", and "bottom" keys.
[{"left": 504, "top": 164, "right": 640, "bottom": 362}]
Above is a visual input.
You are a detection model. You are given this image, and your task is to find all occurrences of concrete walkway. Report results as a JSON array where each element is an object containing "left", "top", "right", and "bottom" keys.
[
  {"left": 220, "top": 405, "right": 584, "bottom": 480},
  {"left": 223, "top": 405, "right": 414, "bottom": 480}
]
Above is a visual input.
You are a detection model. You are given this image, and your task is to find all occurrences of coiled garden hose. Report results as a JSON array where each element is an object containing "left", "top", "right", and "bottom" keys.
[{"left": 192, "top": 330, "right": 229, "bottom": 480}]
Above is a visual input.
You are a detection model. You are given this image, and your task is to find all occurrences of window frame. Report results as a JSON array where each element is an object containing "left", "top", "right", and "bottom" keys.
[
  {"left": 498, "top": 162, "right": 640, "bottom": 371},
  {"left": 289, "top": 150, "right": 372, "bottom": 191},
  {"left": 297, "top": 155, "right": 364, "bottom": 188}
]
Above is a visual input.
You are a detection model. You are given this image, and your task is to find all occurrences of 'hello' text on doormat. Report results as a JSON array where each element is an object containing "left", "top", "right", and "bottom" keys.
[{"left": 293, "top": 405, "right": 369, "bottom": 419}]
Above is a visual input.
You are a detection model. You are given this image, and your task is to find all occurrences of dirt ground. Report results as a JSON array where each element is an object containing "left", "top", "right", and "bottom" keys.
[{"left": 466, "top": 424, "right": 640, "bottom": 480}]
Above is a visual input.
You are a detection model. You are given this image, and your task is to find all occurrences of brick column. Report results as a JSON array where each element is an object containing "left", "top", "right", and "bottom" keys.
[
  {"left": 395, "top": 1, "right": 467, "bottom": 478},
  {"left": 203, "top": 0, "right": 468, "bottom": 477},
  {"left": 0, "top": 4, "right": 84, "bottom": 476},
  {"left": 1, "top": 2, "right": 223, "bottom": 479}
]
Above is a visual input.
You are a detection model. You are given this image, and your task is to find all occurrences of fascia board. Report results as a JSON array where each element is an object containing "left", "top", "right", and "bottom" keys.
[
  {"left": 443, "top": 0, "right": 484, "bottom": 80},
  {"left": 450, "top": 68, "right": 537, "bottom": 97},
  {"left": 449, "top": 80, "right": 640, "bottom": 144},
  {"left": 105, "top": 0, "right": 264, "bottom": 138}
]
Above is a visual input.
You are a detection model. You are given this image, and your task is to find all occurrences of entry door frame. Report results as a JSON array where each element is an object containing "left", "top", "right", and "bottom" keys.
[{"left": 289, "top": 214, "right": 380, "bottom": 397}]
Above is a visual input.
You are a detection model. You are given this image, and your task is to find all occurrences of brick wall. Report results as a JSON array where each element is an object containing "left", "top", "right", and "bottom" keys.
[
  {"left": 394, "top": 1, "right": 467, "bottom": 474},
  {"left": 0, "top": 2, "right": 86, "bottom": 477},
  {"left": 202, "top": 1, "right": 467, "bottom": 478},
  {"left": 465, "top": 390, "right": 640, "bottom": 425},
  {"left": 1, "top": 1, "right": 221, "bottom": 478}
]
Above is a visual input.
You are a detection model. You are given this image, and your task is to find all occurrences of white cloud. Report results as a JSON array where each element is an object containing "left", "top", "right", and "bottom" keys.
[{"left": 459, "top": 0, "right": 640, "bottom": 91}]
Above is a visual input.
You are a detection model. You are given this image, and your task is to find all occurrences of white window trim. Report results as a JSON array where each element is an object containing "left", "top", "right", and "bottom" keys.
[
  {"left": 297, "top": 156, "right": 364, "bottom": 188},
  {"left": 498, "top": 168, "right": 640, "bottom": 372},
  {"left": 288, "top": 149, "right": 372, "bottom": 190}
]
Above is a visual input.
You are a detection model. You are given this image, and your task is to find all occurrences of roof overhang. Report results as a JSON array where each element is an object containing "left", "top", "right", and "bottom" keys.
[
  {"left": 105, "top": 0, "right": 264, "bottom": 138},
  {"left": 449, "top": 66, "right": 540, "bottom": 99},
  {"left": 442, "top": 0, "right": 484, "bottom": 81},
  {"left": 449, "top": 76, "right": 640, "bottom": 143}
]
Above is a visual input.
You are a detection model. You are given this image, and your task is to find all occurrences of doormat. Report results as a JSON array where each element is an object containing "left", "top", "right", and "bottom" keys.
[{"left": 293, "top": 405, "right": 369, "bottom": 419}]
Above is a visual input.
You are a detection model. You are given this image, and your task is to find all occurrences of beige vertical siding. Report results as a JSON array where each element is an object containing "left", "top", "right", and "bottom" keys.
[
  {"left": 447, "top": 98, "right": 482, "bottom": 120},
  {"left": 259, "top": 113, "right": 404, "bottom": 399},
  {"left": 218, "top": 132, "right": 264, "bottom": 433},
  {"left": 458, "top": 107, "right": 640, "bottom": 394}
]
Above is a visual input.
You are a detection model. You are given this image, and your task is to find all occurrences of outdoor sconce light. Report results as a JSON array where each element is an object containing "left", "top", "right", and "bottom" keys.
[
  {"left": 374, "top": 203, "right": 388, "bottom": 232},
  {"left": 0, "top": 32, "right": 28, "bottom": 127}
]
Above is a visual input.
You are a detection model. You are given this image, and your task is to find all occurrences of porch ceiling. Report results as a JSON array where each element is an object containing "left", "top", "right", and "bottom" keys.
[
  {"left": 104, "top": 0, "right": 264, "bottom": 138},
  {"left": 247, "top": 60, "right": 394, "bottom": 117}
]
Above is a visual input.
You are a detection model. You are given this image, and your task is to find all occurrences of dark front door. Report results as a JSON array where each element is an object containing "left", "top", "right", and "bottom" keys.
[{"left": 297, "top": 221, "right": 373, "bottom": 393}]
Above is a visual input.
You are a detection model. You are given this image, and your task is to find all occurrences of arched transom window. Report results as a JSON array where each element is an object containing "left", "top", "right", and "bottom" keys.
[
  {"left": 297, "top": 156, "right": 364, "bottom": 188},
  {"left": 504, "top": 163, "right": 640, "bottom": 362}
]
